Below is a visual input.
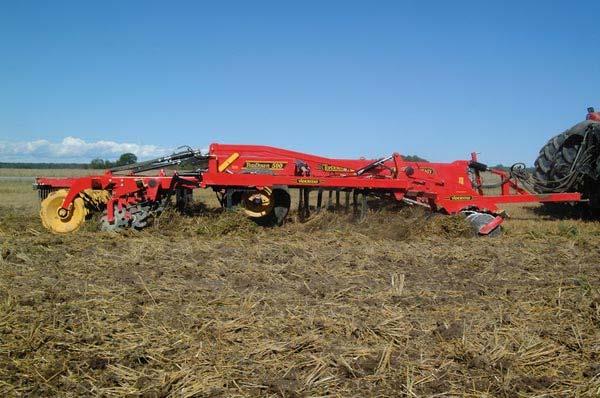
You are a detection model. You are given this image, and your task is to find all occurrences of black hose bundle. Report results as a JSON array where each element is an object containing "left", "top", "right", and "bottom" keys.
[{"left": 512, "top": 122, "right": 600, "bottom": 194}]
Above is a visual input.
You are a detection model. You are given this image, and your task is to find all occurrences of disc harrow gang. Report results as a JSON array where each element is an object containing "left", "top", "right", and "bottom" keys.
[{"left": 34, "top": 143, "right": 582, "bottom": 235}]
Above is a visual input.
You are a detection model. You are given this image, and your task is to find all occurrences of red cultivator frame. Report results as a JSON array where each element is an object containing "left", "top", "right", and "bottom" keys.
[{"left": 35, "top": 144, "right": 581, "bottom": 235}]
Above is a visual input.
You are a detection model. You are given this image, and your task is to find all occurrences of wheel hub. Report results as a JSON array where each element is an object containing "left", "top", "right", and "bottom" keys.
[
  {"left": 242, "top": 188, "right": 274, "bottom": 218},
  {"left": 57, "top": 207, "right": 69, "bottom": 218}
]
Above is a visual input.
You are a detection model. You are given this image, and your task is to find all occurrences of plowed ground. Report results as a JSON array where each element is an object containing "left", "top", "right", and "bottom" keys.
[{"left": 0, "top": 177, "right": 599, "bottom": 397}]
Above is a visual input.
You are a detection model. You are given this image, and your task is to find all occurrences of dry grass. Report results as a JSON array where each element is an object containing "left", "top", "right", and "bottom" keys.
[
  {"left": 0, "top": 168, "right": 102, "bottom": 178},
  {"left": 0, "top": 181, "right": 41, "bottom": 211},
  {"left": 0, "top": 178, "right": 599, "bottom": 397}
]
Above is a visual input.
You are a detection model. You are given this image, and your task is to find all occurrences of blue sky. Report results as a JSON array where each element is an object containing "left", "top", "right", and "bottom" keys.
[{"left": 0, "top": 1, "right": 599, "bottom": 164}]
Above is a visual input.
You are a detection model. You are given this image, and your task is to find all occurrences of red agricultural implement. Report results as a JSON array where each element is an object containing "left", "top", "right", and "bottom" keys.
[{"left": 36, "top": 139, "right": 584, "bottom": 236}]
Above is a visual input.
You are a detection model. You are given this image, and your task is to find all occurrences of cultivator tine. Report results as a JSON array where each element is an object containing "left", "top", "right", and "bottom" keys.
[
  {"left": 298, "top": 188, "right": 304, "bottom": 219},
  {"left": 176, "top": 187, "right": 193, "bottom": 212},
  {"left": 352, "top": 190, "right": 359, "bottom": 215},
  {"left": 316, "top": 189, "right": 323, "bottom": 213},
  {"left": 225, "top": 189, "right": 235, "bottom": 209},
  {"left": 311, "top": 189, "right": 350, "bottom": 215},
  {"left": 361, "top": 191, "right": 368, "bottom": 220},
  {"left": 298, "top": 188, "right": 311, "bottom": 220},
  {"left": 348, "top": 190, "right": 368, "bottom": 220},
  {"left": 303, "top": 189, "right": 310, "bottom": 219},
  {"left": 344, "top": 190, "right": 350, "bottom": 213},
  {"left": 298, "top": 188, "right": 360, "bottom": 219}
]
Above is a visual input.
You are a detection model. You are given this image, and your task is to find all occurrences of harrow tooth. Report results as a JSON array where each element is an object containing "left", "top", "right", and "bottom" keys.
[
  {"left": 327, "top": 190, "right": 333, "bottom": 209},
  {"left": 37, "top": 185, "right": 52, "bottom": 201},
  {"left": 335, "top": 190, "right": 340, "bottom": 209}
]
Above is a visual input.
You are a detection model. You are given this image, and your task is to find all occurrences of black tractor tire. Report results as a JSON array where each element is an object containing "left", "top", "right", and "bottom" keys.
[
  {"left": 533, "top": 121, "right": 594, "bottom": 188},
  {"left": 534, "top": 120, "right": 600, "bottom": 215}
]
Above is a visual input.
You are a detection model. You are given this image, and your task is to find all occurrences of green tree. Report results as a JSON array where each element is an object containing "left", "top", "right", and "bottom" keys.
[
  {"left": 90, "top": 158, "right": 106, "bottom": 169},
  {"left": 402, "top": 155, "right": 428, "bottom": 162},
  {"left": 116, "top": 153, "right": 138, "bottom": 166}
]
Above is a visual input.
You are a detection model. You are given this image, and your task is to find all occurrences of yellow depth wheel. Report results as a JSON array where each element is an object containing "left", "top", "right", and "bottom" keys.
[
  {"left": 241, "top": 188, "right": 274, "bottom": 218},
  {"left": 40, "top": 189, "right": 87, "bottom": 234}
]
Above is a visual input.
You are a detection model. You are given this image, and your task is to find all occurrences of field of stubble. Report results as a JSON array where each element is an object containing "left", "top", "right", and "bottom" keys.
[{"left": 0, "top": 170, "right": 599, "bottom": 397}]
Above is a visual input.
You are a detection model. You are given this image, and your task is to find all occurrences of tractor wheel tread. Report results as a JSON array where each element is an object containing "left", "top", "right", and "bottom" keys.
[
  {"left": 552, "top": 134, "right": 566, "bottom": 149},
  {"left": 562, "top": 145, "right": 578, "bottom": 164},
  {"left": 543, "top": 144, "right": 554, "bottom": 160},
  {"left": 534, "top": 124, "right": 586, "bottom": 187},
  {"left": 535, "top": 156, "right": 552, "bottom": 173},
  {"left": 533, "top": 121, "right": 600, "bottom": 211}
]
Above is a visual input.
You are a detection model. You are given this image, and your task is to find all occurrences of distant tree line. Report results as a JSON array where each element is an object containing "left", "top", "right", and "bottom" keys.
[
  {"left": 0, "top": 153, "right": 139, "bottom": 169},
  {"left": 89, "top": 153, "right": 138, "bottom": 169}
]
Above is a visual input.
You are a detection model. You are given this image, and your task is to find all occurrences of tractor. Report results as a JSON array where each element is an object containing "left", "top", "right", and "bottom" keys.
[{"left": 533, "top": 107, "right": 600, "bottom": 209}]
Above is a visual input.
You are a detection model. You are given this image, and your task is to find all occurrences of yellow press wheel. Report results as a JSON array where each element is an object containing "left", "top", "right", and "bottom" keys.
[
  {"left": 241, "top": 188, "right": 274, "bottom": 218},
  {"left": 40, "top": 189, "right": 88, "bottom": 234}
]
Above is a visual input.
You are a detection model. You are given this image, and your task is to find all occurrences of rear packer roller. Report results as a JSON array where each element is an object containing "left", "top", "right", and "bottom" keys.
[
  {"left": 39, "top": 189, "right": 111, "bottom": 233},
  {"left": 40, "top": 189, "right": 88, "bottom": 234}
]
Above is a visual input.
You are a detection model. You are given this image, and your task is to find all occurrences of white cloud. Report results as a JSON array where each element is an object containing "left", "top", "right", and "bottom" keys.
[{"left": 0, "top": 136, "right": 170, "bottom": 162}]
